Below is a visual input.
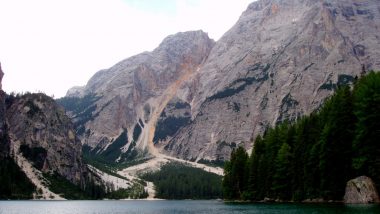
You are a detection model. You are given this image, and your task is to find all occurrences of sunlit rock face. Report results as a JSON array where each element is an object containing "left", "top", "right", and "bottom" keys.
[
  {"left": 161, "top": 0, "right": 380, "bottom": 161},
  {"left": 60, "top": 31, "right": 215, "bottom": 162},
  {"left": 63, "top": 0, "right": 380, "bottom": 163}
]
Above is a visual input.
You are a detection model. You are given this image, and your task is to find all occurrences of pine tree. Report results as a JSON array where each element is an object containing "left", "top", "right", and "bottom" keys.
[
  {"left": 272, "top": 143, "right": 292, "bottom": 200},
  {"left": 352, "top": 72, "right": 380, "bottom": 188}
]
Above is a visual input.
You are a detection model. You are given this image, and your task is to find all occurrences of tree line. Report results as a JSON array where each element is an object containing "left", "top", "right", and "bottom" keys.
[
  {"left": 223, "top": 71, "right": 380, "bottom": 201},
  {"left": 141, "top": 162, "right": 222, "bottom": 199}
]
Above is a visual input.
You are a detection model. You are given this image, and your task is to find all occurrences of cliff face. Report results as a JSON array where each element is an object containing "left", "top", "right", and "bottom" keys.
[
  {"left": 6, "top": 93, "right": 87, "bottom": 186},
  {"left": 59, "top": 30, "right": 215, "bottom": 162},
  {"left": 161, "top": 0, "right": 380, "bottom": 161},
  {"left": 63, "top": 0, "right": 380, "bottom": 163}
]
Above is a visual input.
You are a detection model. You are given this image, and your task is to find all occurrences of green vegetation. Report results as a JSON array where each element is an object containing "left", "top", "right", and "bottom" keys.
[
  {"left": 56, "top": 94, "right": 100, "bottom": 115},
  {"left": 56, "top": 94, "right": 101, "bottom": 135},
  {"left": 207, "top": 74, "right": 268, "bottom": 101},
  {"left": 105, "top": 183, "right": 148, "bottom": 199},
  {"left": 153, "top": 116, "right": 190, "bottom": 143},
  {"left": 19, "top": 145, "right": 47, "bottom": 170},
  {"left": 206, "top": 64, "right": 269, "bottom": 101},
  {"left": 133, "top": 124, "right": 142, "bottom": 142},
  {"left": 319, "top": 74, "right": 356, "bottom": 91},
  {"left": 83, "top": 129, "right": 143, "bottom": 168},
  {"left": 141, "top": 162, "right": 222, "bottom": 199},
  {"left": 44, "top": 172, "right": 148, "bottom": 200},
  {"left": 223, "top": 72, "right": 380, "bottom": 201},
  {"left": 0, "top": 157, "right": 36, "bottom": 199},
  {"left": 198, "top": 159, "right": 225, "bottom": 168},
  {"left": 44, "top": 173, "right": 106, "bottom": 199},
  {"left": 83, "top": 144, "right": 151, "bottom": 175},
  {"left": 99, "top": 130, "right": 128, "bottom": 162}
]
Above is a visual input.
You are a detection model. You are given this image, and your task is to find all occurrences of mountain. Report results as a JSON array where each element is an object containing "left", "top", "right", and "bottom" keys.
[
  {"left": 222, "top": 72, "right": 380, "bottom": 202},
  {"left": 6, "top": 93, "right": 87, "bottom": 186},
  {"left": 0, "top": 63, "right": 36, "bottom": 199},
  {"left": 163, "top": 0, "right": 380, "bottom": 161},
  {"left": 0, "top": 63, "right": 109, "bottom": 199},
  {"left": 61, "top": 0, "right": 380, "bottom": 165},
  {"left": 59, "top": 31, "right": 215, "bottom": 164}
]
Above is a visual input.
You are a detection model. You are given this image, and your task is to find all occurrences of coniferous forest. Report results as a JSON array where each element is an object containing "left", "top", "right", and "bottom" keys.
[
  {"left": 141, "top": 162, "right": 222, "bottom": 199},
  {"left": 223, "top": 72, "right": 380, "bottom": 201}
]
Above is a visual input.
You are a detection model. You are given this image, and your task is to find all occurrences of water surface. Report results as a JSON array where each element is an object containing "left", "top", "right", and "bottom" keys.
[{"left": 1, "top": 200, "right": 380, "bottom": 214}]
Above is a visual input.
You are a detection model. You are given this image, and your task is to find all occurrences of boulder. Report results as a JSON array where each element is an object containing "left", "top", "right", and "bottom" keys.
[{"left": 344, "top": 176, "right": 380, "bottom": 204}]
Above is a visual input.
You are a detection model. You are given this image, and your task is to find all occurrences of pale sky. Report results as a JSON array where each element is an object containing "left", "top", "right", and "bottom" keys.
[{"left": 0, "top": 0, "right": 253, "bottom": 98}]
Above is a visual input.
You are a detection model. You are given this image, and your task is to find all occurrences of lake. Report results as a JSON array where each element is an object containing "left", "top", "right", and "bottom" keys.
[{"left": 1, "top": 200, "right": 380, "bottom": 214}]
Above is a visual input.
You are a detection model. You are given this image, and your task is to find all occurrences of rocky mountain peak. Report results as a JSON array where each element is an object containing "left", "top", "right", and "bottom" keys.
[
  {"left": 155, "top": 30, "right": 214, "bottom": 60},
  {"left": 59, "top": 30, "right": 215, "bottom": 163},
  {"left": 62, "top": 0, "right": 380, "bottom": 164},
  {"left": 162, "top": 0, "right": 380, "bottom": 161}
]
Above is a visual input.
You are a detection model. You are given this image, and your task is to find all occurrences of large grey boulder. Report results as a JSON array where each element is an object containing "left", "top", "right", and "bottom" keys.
[{"left": 344, "top": 176, "right": 380, "bottom": 204}]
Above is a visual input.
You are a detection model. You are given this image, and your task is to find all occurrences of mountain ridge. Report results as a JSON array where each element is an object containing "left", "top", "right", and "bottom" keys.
[
  {"left": 61, "top": 0, "right": 380, "bottom": 164},
  {"left": 59, "top": 30, "right": 215, "bottom": 164}
]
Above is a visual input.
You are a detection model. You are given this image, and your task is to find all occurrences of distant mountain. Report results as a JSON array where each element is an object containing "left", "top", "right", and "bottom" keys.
[
  {"left": 0, "top": 63, "right": 107, "bottom": 199},
  {"left": 61, "top": 0, "right": 380, "bottom": 165}
]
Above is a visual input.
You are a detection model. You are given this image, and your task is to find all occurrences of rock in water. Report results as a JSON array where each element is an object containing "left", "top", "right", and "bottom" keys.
[{"left": 344, "top": 176, "right": 380, "bottom": 204}]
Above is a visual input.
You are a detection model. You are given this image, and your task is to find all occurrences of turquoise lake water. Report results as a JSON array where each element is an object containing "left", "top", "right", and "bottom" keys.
[{"left": 1, "top": 200, "right": 380, "bottom": 214}]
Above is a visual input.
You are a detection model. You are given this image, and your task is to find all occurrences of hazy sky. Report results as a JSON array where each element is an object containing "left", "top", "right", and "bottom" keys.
[{"left": 0, "top": 0, "right": 252, "bottom": 98}]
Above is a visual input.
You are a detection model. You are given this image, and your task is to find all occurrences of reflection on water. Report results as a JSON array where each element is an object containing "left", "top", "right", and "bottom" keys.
[{"left": 0, "top": 200, "right": 380, "bottom": 214}]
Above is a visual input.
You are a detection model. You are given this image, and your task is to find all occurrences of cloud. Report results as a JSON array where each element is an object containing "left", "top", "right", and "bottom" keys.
[{"left": 0, "top": 0, "right": 253, "bottom": 98}]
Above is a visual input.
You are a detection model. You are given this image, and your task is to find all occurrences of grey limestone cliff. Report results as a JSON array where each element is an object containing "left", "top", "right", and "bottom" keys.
[
  {"left": 60, "top": 30, "right": 215, "bottom": 163},
  {"left": 6, "top": 93, "right": 87, "bottom": 186},
  {"left": 162, "top": 0, "right": 380, "bottom": 161},
  {"left": 63, "top": 0, "right": 380, "bottom": 163}
]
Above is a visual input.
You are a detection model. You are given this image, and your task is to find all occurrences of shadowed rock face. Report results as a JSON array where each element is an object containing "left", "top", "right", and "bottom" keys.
[
  {"left": 344, "top": 176, "right": 380, "bottom": 204},
  {"left": 0, "top": 62, "right": 3, "bottom": 91},
  {"left": 64, "top": 0, "right": 380, "bottom": 162},
  {"left": 0, "top": 62, "right": 9, "bottom": 159},
  {"left": 6, "top": 93, "right": 87, "bottom": 185}
]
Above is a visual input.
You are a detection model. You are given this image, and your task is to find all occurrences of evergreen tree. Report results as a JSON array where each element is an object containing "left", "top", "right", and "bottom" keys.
[
  {"left": 318, "top": 86, "right": 354, "bottom": 200},
  {"left": 352, "top": 72, "right": 380, "bottom": 188},
  {"left": 245, "top": 135, "right": 265, "bottom": 200},
  {"left": 272, "top": 143, "right": 292, "bottom": 200},
  {"left": 222, "top": 72, "right": 380, "bottom": 201}
]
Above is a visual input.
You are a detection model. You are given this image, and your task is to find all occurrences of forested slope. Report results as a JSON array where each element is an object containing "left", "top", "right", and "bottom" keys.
[{"left": 223, "top": 72, "right": 380, "bottom": 201}]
